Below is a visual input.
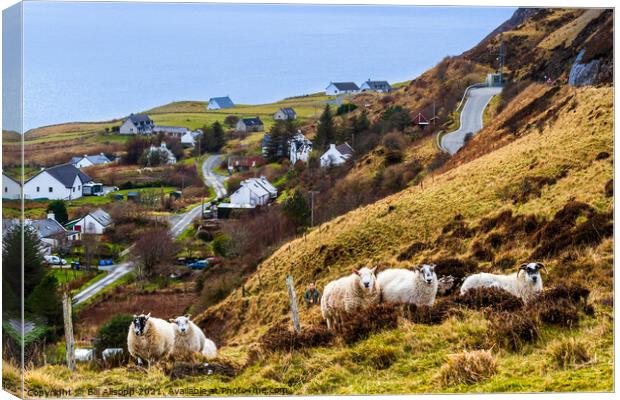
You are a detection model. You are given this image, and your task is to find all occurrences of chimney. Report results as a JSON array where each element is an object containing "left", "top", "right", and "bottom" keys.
[
  {"left": 47, "top": 212, "right": 55, "bottom": 221},
  {"left": 330, "top": 144, "right": 336, "bottom": 150}
]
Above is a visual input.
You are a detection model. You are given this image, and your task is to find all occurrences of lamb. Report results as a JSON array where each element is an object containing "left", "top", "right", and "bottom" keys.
[
  {"left": 127, "top": 313, "right": 175, "bottom": 366},
  {"left": 169, "top": 315, "right": 217, "bottom": 359},
  {"left": 321, "top": 266, "right": 381, "bottom": 330},
  {"left": 460, "top": 262, "right": 546, "bottom": 303},
  {"left": 377, "top": 264, "right": 438, "bottom": 306}
]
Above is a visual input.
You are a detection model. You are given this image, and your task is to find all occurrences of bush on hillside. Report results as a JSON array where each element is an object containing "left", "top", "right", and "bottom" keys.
[
  {"left": 457, "top": 287, "right": 524, "bottom": 312},
  {"left": 339, "top": 303, "right": 399, "bottom": 345},
  {"left": 94, "top": 313, "right": 134, "bottom": 365},
  {"left": 488, "top": 311, "right": 540, "bottom": 351},
  {"left": 260, "top": 323, "right": 334, "bottom": 353}
]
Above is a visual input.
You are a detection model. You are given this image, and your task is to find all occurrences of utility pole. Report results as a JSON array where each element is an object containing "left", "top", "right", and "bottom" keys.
[
  {"left": 309, "top": 190, "right": 319, "bottom": 227},
  {"left": 433, "top": 101, "right": 436, "bottom": 130},
  {"left": 491, "top": 33, "right": 506, "bottom": 86}
]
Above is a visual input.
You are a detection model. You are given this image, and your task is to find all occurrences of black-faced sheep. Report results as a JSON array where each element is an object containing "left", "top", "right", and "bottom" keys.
[
  {"left": 460, "top": 262, "right": 546, "bottom": 303},
  {"left": 127, "top": 313, "right": 175, "bottom": 366}
]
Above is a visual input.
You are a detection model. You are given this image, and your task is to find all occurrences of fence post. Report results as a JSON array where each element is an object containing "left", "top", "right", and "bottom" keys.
[
  {"left": 286, "top": 276, "right": 301, "bottom": 334},
  {"left": 63, "top": 292, "right": 76, "bottom": 371}
]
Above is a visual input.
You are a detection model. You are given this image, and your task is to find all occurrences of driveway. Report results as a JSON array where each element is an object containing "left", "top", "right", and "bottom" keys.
[
  {"left": 441, "top": 86, "right": 502, "bottom": 155},
  {"left": 202, "top": 154, "right": 228, "bottom": 199}
]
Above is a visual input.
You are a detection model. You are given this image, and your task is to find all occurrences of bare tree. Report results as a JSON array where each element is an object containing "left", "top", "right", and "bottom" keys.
[
  {"left": 81, "top": 233, "right": 99, "bottom": 271},
  {"left": 131, "top": 228, "right": 180, "bottom": 280}
]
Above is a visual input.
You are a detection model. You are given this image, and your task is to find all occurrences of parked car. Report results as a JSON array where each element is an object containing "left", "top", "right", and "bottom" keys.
[
  {"left": 187, "top": 259, "right": 208, "bottom": 269},
  {"left": 206, "top": 257, "right": 222, "bottom": 266},
  {"left": 44, "top": 255, "right": 67, "bottom": 266}
]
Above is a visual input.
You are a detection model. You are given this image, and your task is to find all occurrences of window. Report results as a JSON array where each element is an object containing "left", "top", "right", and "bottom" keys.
[
  {"left": 4, "top": 187, "right": 7, "bottom": 192},
  {"left": 36, "top": 186, "right": 40, "bottom": 192},
  {"left": 49, "top": 187, "right": 53, "bottom": 193},
  {"left": 78, "top": 185, "right": 81, "bottom": 190},
  {"left": 72, "top": 187, "right": 75, "bottom": 192}
]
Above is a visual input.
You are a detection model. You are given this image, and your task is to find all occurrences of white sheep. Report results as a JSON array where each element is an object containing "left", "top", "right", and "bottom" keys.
[
  {"left": 377, "top": 264, "right": 438, "bottom": 306},
  {"left": 320, "top": 266, "right": 381, "bottom": 330},
  {"left": 460, "top": 262, "right": 546, "bottom": 303},
  {"left": 169, "top": 315, "right": 217, "bottom": 359},
  {"left": 127, "top": 313, "right": 175, "bottom": 366},
  {"left": 102, "top": 348, "right": 123, "bottom": 361}
]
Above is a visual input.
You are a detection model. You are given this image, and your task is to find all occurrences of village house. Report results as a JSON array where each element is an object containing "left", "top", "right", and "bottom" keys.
[
  {"left": 325, "top": 82, "right": 360, "bottom": 96},
  {"left": 236, "top": 117, "right": 264, "bottom": 133},
  {"left": 2, "top": 173, "right": 21, "bottom": 200},
  {"left": 273, "top": 107, "right": 297, "bottom": 120},
  {"left": 228, "top": 155, "right": 266, "bottom": 172},
  {"left": 18, "top": 164, "right": 94, "bottom": 200},
  {"left": 152, "top": 125, "right": 190, "bottom": 137},
  {"left": 288, "top": 131, "right": 313, "bottom": 164},
  {"left": 66, "top": 208, "right": 113, "bottom": 236},
  {"left": 119, "top": 114, "right": 154, "bottom": 135},
  {"left": 207, "top": 96, "right": 235, "bottom": 110},
  {"left": 31, "top": 212, "right": 80, "bottom": 251},
  {"left": 412, "top": 113, "right": 430, "bottom": 128},
  {"left": 181, "top": 130, "right": 203, "bottom": 147},
  {"left": 359, "top": 80, "right": 392, "bottom": 93},
  {"left": 70, "top": 153, "right": 112, "bottom": 169},
  {"left": 320, "top": 143, "right": 354, "bottom": 168},
  {"left": 146, "top": 142, "right": 177, "bottom": 165},
  {"left": 229, "top": 176, "right": 277, "bottom": 207}
]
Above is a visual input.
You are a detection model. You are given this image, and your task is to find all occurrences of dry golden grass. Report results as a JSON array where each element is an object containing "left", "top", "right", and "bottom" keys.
[
  {"left": 436, "top": 350, "right": 498, "bottom": 387},
  {"left": 537, "top": 9, "right": 605, "bottom": 50},
  {"left": 546, "top": 337, "right": 591, "bottom": 369}
]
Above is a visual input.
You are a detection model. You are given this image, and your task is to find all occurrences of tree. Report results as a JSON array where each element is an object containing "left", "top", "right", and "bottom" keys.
[
  {"left": 315, "top": 105, "right": 336, "bottom": 151},
  {"left": 25, "top": 274, "right": 62, "bottom": 337},
  {"left": 81, "top": 233, "right": 99, "bottom": 270},
  {"left": 94, "top": 313, "right": 134, "bottom": 359},
  {"left": 124, "top": 136, "right": 150, "bottom": 164},
  {"left": 201, "top": 122, "right": 226, "bottom": 153},
  {"left": 283, "top": 189, "right": 310, "bottom": 228},
  {"left": 46, "top": 200, "right": 68, "bottom": 225},
  {"left": 265, "top": 120, "right": 295, "bottom": 162},
  {"left": 224, "top": 115, "right": 239, "bottom": 128},
  {"left": 131, "top": 227, "right": 179, "bottom": 279}
]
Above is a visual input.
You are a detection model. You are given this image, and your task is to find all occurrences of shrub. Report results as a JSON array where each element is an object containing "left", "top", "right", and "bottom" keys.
[
  {"left": 212, "top": 234, "right": 236, "bottom": 258},
  {"left": 339, "top": 303, "right": 399, "bottom": 345},
  {"left": 432, "top": 258, "right": 478, "bottom": 280},
  {"left": 260, "top": 323, "right": 334, "bottom": 352},
  {"left": 349, "top": 343, "right": 399, "bottom": 370},
  {"left": 427, "top": 152, "right": 450, "bottom": 172},
  {"left": 547, "top": 337, "right": 590, "bottom": 368},
  {"left": 402, "top": 298, "right": 459, "bottom": 325},
  {"left": 336, "top": 103, "right": 358, "bottom": 115},
  {"left": 536, "top": 300, "right": 579, "bottom": 328},
  {"left": 437, "top": 350, "right": 497, "bottom": 386},
  {"left": 488, "top": 311, "right": 540, "bottom": 351},
  {"left": 94, "top": 313, "right": 134, "bottom": 365},
  {"left": 457, "top": 287, "right": 524, "bottom": 312}
]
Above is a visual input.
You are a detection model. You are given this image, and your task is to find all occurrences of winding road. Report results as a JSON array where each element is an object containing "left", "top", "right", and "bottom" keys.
[
  {"left": 441, "top": 86, "right": 502, "bottom": 155},
  {"left": 73, "top": 155, "right": 228, "bottom": 306}
]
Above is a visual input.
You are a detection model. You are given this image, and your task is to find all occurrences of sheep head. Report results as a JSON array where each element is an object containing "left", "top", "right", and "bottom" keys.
[
  {"left": 132, "top": 312, "right": 151, "bottom": 336},
  {"left": 352, "top": 266, "right": 378, "bottom": 293},
  {"left": 415, "top": 264, "right": 437, "bottom": 285},
  {"left": 517, "top": 262, "right": 545, "bottom": 289},
  {"left": 169, "top": 315, "right": 191, "bottom": 334}
]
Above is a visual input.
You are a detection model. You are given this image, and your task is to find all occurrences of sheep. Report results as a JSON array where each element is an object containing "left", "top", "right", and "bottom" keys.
[
  {"left": 127, "top": 313, "right": 175, "bottom": 366},
  {"left": 377, "top": 264, "right": 438, "bottom": 306},
  {"left": 102, "top": 348, "right": 123, "bottom": 361},
  {"left": 74, "top": 348, "right": 94, "bottom": 362},
  {"left": 169, "top": 315, "right": 217, "bottom": 359},
  {"left": 460, "top": 262, "right": 546, "bottom": 303},
  {"left": 320, "top": 266, "right": 381, "bottom": 330}
]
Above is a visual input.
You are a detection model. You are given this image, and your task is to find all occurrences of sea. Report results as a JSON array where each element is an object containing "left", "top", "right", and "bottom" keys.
[{"left": 5, "top": 2, "right": 515, "bottom": 132}]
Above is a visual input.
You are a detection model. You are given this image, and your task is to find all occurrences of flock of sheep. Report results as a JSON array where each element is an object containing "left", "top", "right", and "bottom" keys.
[
  {"left": 126, "top": 261, "right": 545, "bottom": 365},
  {"left": 321, "top": 262, "right": 546, "bottom": 329},
  {"left": 127, "top": 314, "right": 217, "bottom": 367}
]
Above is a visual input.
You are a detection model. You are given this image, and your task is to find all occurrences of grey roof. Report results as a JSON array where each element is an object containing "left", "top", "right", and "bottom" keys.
[
  {"left": 71, "top": 154, "right": 111, "bottom": 166},
  {"left": 35, "top": 163, "right": 92, "bottom": 188},
  {"left": 152, "top": 125, "right": 190, "bottom": 134},
  {"left": 329, "top": 82, "right": 360, "bottom": 91},
  {"left": 2, "top": 218, "right": 19, "bottom": 237},
  {"left": 209, "top": 96, "right": 234, "bottom": 108},
  {"left": 363, "top": 80, "right": 392, "bottom": 90},
  {"left": 241, "top": 117, "right": 263, "bottom": 126},
  {"left": 128, "top": 114, "right": 153, "bottom": 124},
  {"left": 277, "top": 107, "right": 297, "bottom": 118},
  {"left": 336, "top": 143, "right": 355, "bottom": 156},
  {"left": 29, "top": 218, "right": 66, "bottom": 238},
  {"left": 89, "top": 208, "right": 113, "bottom": 227}
]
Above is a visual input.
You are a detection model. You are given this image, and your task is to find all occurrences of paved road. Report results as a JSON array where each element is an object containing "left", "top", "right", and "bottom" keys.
[
  {"left": 73, "top": 156, "right": 227, "bottom": 305},
  {"left": 202, "top": 154, "right": 228, "bottom": 199},
  {"left": 441, "top": 86, "right": 502, "bottom": 155}
]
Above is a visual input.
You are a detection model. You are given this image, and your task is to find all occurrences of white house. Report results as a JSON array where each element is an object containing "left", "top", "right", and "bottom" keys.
[
  {"left": 325, "top": 82, "right": 360, "bottom": 96},
  {"left": 30, "top": 212, "right": 79, "bottom": 252},
  {"left": 152, "top": 125, "right": 190, "bottom": 137},
  {"left": 2, "top": 173, "right": 21, "bottom": 200},
  {"left": 146, "top": 142, "right": 177, "bottom": 165},
  {"left": 70, "top": 153, "right": 112, "bottom": 169},
  {"left": 229, "top": 176, "right": 277, "bottom": 207},
  {"left": 119, "top": 114, "right": 154, "bottom": 135},
  {"left": 67, "top": 208, "right": 113, "bottom": 235},
  {"left": 181, "top": 130, "right": 203, "bottom": 147},
  {"left": 288, "top": 131, "right": 313, "bottom": 164},
  {"left": 320, "top": 143, "right": 354, "bottom": 168},
  {"left": 236, "top": 117, "right": 264, "bottom": 133},
  {"left": 273, "top": 107, "right": 297, "bottom": 120},
  {"left": 23, "top": 164, "right": 93, "bottom": 200},
  {"left": 359, "top": 80, "right": 392, "bottom": 93},
  {"left": 207, "top": 96, "right": 234, "bottom": 110}
]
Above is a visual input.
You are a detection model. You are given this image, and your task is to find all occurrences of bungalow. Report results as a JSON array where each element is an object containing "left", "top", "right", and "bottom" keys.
[
  {"left": 119, "top": 114, "right": 154, "bottom": 135},
  {"left": 288, "top": 131, "right": 313, "bottom": 164},
  {"left": 325, "top": 82, "right": 360, "bottom": 96},
  {"left": 181, "top": 130, "right": 203, "bottom": 147},
  {"left": 23, "top": 164, "right": 94, "bottom": 200},
  {"left": 145, "top": 142, "right": 177, "bottom": 165},
  {"left": 2, "top": 172, "right": 21, "bottom": 200},
  {"left": 359, "top": 80, "right": 392, "bottom": 93},
  {"left": 229, "top": 176, "right": 277, "bottom": 207},
  {"left": 236, "top": 117, "right": 264, "bottom": 133},
  {"left": 228, "top": 155, "right": 266, "bottom": 172},
  {"left": 207, "top": 96, "right": 235, "bottom": 110},
  {"left": 70, "top": 153, "right": 112, "bottom": 169},
  {"left": 30, "top": 212, "right": 79, "bottom": 253},
  {"left": 412, "top": 113, "right": 430, "bottom": 127},
  {"left": 320, "top": 143, "right": 354, "bottom": 168},
  {"left": 273, "top": 107, "right": 297, "bottom": 120},
  {"left": 152, "top": 125, "right": 190, "bottom": 137},
  {"left": 66, "top": 208, "right": 113, "bottom": 235}
]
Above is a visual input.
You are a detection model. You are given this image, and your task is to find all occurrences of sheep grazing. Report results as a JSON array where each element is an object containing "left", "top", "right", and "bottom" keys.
[
  {"left": 377, "top": 264, "right": 439, "bottom": 306},
  {"left": 460, "top": 262, "right": 546, "bottom": 303},
  {"left": 321, "top": 266, "right": 381, "bottom": 330},
  {"left": 127, "top": 313, "right": 175, "bottom": 366},
  {"left": 169, "top": 315, "right": 218, "bottom": 359}
]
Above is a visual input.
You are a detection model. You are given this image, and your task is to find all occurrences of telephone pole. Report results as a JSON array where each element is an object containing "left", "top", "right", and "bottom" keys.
[{"left": 309, "top": 190, "right": 319, "bottom": 227}]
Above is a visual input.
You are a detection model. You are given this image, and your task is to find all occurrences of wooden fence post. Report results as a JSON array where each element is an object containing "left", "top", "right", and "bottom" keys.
[
  {"left": 286, "top": 276, "right": 301, "bottom": 334},
  {"left": 63, "top": 292, "right": 76, "bottom": 371}
]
